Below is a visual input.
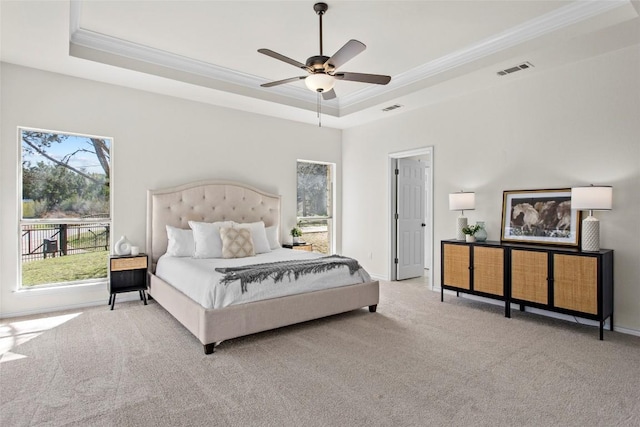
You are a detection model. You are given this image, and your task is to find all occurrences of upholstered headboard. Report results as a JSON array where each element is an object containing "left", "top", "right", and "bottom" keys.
[{"left": 146, "top": 180, "right": 281, "bottom": 268}]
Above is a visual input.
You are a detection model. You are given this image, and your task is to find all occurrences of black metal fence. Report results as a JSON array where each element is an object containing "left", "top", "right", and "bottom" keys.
[{"left": 21, "top": 222, "right": 110, "bottom": 262}]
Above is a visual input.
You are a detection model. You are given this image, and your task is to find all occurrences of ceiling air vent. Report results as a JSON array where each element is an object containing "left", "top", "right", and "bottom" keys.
[
  {"left": 497, "top": 61, "right": 534, "bottom": 76},
  {"left": 382, "top": 104, "right": 403, "bottom": 112}
]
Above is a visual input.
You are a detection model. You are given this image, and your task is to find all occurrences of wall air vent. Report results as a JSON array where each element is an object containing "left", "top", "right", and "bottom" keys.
[
  {"left": 497, "top": 61, "right": 534, "bottom": 76},
  {"left": 382, "top": 104, "right": 403, "bottom": 112}
]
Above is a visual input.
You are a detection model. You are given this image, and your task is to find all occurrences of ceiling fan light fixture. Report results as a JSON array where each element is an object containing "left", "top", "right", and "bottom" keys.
[{"left": 305, "top": 73, "right": 335, "bottom": 92}]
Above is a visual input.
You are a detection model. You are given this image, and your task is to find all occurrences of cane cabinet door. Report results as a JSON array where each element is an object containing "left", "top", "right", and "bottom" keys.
[
  {"left": 511, "top": 249, "right": 548, "bottom": 305},
  {"left": 473, "top": 246, "right": 504, "bottom": 296},
  {"left": 553, "top": 254, "right": 598, "bottom": 315},
  {"left": 443, "top": 243, "right": 470, "bottom": 290}
]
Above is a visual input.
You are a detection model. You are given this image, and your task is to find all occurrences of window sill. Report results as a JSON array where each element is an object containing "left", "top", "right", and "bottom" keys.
[{"left": 14, "top": 280, "right": 107, "bottom": 297}]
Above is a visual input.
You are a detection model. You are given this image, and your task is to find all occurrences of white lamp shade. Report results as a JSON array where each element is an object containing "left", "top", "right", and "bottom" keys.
[
  {"left": 449, "top": 192, "right": 475, "bottom": 211},
  {"left": 305, "top": 73, "right": 336, "bottom": 92},
  {"left": 571, "top": 186, "right": 612, "bottom": 211}
]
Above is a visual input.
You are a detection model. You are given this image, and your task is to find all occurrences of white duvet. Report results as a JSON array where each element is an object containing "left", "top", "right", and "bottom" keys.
[{"left": 154, "top": 249, "right": 371, "bottom": 309}]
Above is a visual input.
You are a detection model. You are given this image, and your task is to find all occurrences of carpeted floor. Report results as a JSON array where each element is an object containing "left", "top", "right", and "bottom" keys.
[{"left": 1, "top": 281, "right": 639, "bottom": 426}]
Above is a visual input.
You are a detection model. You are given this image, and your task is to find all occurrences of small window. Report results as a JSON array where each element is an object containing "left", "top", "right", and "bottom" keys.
[
  {"left": 296, "top": 161, "right": 334, "bottom": 254},
  {"left": 20, "top": 128, "right": 112, "bottom": 288}
]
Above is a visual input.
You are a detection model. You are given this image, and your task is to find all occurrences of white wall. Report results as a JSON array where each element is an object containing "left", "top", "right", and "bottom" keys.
[
  {"left": 0, "top": 63, "right": 342, "bottom": 317},
  {"left": 343, "top": 45, "right": 640, "bottom": 332}
]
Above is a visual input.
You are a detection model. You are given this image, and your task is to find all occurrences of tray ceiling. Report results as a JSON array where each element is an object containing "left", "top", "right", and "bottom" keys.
[{"left": 2, "top": 1, "right": 639, "bottom": 128}]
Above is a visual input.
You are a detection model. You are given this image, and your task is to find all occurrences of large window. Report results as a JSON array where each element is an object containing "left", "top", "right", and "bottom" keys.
[
  {"left": 296, "top": 161, "right": 334, "bottom": 254},
  {"left": 20, "top": 128, "right": 111, "bottom": 288}
]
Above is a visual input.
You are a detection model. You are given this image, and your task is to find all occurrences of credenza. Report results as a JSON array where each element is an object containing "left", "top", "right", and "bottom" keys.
[{"left": 441, "top": 239, "right": 614, "bottom": 340}]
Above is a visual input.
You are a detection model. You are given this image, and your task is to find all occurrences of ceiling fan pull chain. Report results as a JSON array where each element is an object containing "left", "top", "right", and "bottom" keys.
[{"left": 317, "top": 92, "right": 322, "bottom": 127}]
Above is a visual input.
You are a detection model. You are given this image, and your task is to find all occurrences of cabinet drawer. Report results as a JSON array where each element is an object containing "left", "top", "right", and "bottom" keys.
[{"left": 111, "top": 256, "right": 147, "bottom": 271}]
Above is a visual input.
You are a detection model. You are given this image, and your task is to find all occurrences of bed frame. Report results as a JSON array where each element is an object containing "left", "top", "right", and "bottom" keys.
[{"left": 146, "top": 180, "right": 379, "bottom": 354}]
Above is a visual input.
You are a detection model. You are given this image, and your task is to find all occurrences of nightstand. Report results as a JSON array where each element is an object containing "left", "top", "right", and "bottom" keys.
[
  {"left": 109, "top": 254, "right": 148, "bottom": 310},
  {"left": 283, "top": 243, "right": 313, "bottom": 252}
]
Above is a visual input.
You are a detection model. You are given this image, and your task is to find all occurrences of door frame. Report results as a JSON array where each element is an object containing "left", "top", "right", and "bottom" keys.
[{"left": 388, "top": 147, "right": 434, "bottom": 288}]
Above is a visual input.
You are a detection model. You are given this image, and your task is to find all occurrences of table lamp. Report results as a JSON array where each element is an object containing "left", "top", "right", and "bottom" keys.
[
  {"left": 449, "top": 192, "right": 475, "bottom": 240},
  {"left": 570, "top": 185, "right": 612, "bottom": 252}
]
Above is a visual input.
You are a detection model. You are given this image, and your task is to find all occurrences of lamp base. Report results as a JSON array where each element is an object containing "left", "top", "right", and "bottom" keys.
[
  {"left": 457, "top": 216, "right": 467, "bottom": 241},
  {"left": 581, "top": 216, "right": 600, "bottom": 252}
]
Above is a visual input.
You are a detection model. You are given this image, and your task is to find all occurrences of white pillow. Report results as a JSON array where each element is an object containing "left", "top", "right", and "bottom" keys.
[
  {"left": 188, "top": 220, "right": 234, "bottom": 258},
  {"left": 232, "top": 221, "right": 271, "bottom": 254},
  {"left": 265, "top": 225, "right": 281, "bottom": 250},
  {"left": 166, "top": 225, "right": 194, "bottom": 257}
]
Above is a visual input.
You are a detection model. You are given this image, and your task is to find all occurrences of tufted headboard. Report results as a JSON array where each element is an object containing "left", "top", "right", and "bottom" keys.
[{"left": 146, "top": 180, "right": 281, "bottom": 269}]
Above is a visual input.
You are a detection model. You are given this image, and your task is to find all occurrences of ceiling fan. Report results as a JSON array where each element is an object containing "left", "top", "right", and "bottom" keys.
[{"left": 258, "top": 2, "right": 391, "bottom": 102}]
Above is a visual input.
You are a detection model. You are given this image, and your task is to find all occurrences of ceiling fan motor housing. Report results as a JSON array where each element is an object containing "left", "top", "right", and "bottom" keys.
[{"left": 306, "top": 55, "right": 334, "bottom": 73}]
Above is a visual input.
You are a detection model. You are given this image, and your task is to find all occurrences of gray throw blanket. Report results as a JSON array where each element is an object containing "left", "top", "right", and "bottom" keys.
[{"left": 215, "top": 255, "right": 362, "bottom": 294}]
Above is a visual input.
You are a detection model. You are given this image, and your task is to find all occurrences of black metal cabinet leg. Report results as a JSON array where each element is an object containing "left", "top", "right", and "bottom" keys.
[
  {"left": 108, "top": 294, "right": 112, "bottom": 306},
  {"left": 139, "top": 290, "right": 144, "bottom": 301},
  {"left": 610, "top": 314, "right": 614, "bottom": 331},
  {"left": 600, "top": 321, "right": 604, "bottom": 340},
  {"left": 110, "top": 294, "right": 116, "bottom": 310},
  {"left": 142, "top": 290, "right": 148, "bottom": 305}
]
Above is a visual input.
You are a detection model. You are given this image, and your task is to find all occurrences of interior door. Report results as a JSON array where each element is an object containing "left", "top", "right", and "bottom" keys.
[
  {"left": 396, "top": 158, "right": 425, "bottom": 280},
  {"left": 424, "top": 165, "right": 431, "bottom": 270}
]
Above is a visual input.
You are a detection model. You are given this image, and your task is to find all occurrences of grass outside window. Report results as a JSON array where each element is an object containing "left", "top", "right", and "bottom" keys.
[{"left": 22, "top": 251, "right": 108, "bottom": 287}]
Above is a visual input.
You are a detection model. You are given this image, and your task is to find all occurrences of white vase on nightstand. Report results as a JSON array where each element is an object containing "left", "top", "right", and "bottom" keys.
[{"left": 114, "top": 235, "right": 132, "bottom": 255}]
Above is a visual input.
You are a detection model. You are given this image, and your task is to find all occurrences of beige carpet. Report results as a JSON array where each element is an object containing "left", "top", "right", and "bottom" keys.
[{"left": 1, "top": 281, "right": 639, "bottom": 426}]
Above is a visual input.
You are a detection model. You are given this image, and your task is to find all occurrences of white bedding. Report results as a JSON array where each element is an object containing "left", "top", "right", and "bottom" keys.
[{"left": 155, "top": 249, "right": 372, "bottom": 309}]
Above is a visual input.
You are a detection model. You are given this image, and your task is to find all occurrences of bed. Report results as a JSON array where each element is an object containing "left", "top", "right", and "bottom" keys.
[{"left": 146, "top": 180, "right": 379, "bottom": 354}]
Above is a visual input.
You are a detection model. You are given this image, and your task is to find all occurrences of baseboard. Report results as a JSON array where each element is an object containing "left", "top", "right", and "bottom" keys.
[
  {"left": 436, "top": 287, "right": 640, "bottom": 338},
  {"left": 368, "top": 273, "right": 387, "bottom": 282},
  {"left": 0, "top": 292, "right": 142, "bottom": 319}
]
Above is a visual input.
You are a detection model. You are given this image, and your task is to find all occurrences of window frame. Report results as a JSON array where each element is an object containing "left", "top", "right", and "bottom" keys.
[
  {"left": 17, "top": 126, "right": 113, "bottom": 290},
  {"left": 296, "top": 159, "right": 336, "bottom": 255}
]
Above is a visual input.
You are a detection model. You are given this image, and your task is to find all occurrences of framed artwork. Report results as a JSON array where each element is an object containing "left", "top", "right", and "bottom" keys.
[{"left": 501, "top": 188, "right": 580, "bottom": 247}]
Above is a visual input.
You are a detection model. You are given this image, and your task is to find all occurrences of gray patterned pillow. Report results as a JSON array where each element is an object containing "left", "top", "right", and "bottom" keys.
[{"left": 220, "top": 227, "right": 255, "bottom": 259}]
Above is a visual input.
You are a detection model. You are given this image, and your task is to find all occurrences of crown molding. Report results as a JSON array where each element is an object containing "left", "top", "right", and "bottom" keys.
[
  {"left": 70, "top": 28, "right": 323, "bottom": 106},
  {"left": 339, "top": 0, "right": 631, "bottom": 109},
  {"left": 69, "top": 0, "right": 631, "bottom": 114}
]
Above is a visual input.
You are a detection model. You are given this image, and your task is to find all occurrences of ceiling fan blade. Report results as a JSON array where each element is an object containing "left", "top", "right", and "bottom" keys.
[
  {"left": 322, "top": 89, "right": 337, "bottom": 100},
  {"left": 324, "top": 39, "right": 366, "bottom": 71},
  {"left": 334, "top": 72, "right": 391, "bottom": 85},
  {"left": 260, "top": 76, "right": 306, "bottom": 88},
  {"left": 258, "top": 49, "right": 311, "bottom": 72}
]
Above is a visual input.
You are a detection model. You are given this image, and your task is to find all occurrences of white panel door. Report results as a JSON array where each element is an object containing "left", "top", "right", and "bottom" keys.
[
  {"left": 396, "top": 158, "right": 425, "bottom": 280},
  {"left": 424, "top": 165, "right": 432, "bottom": 270}
]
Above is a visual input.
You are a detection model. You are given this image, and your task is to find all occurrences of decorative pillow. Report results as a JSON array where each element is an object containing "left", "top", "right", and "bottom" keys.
[
  {"left": 188, "top": 220, "right": 234, "bottom": 258},
  {"left": 265, "top": 225, "right": 281, "bottom": 249},
  {"left": 232, "top": 221, "right": 271, "bottom": 254},
  {"left": 166, "top": 225, "right": 194, "bottom": 257},
  {"left": 220, "top": 227, "right": 255, "bottom": 259}
]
